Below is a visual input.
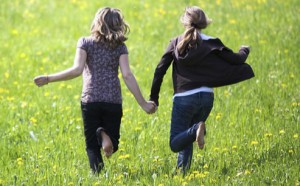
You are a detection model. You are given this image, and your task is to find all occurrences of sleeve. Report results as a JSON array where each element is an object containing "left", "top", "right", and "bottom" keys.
[
  {"left": 119, "top": 44, "right": 129, "bottom": 55},
  {"left": 149, "top": 40, "right": 174, "bottom": 106},
  {"left": 77, "top": 37, "right": 87, "bottom": 51},
  {"left": 216, "top": 47, "right": 250, "bottom": 65}
]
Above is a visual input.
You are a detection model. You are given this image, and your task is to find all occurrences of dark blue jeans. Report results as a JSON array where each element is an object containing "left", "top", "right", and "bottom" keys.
[
  {"left": 170, "top": 92, "right": 214, "bottom": 171},
  {"left": 81, "top": 102, "right": 122, "bottom": 173}
]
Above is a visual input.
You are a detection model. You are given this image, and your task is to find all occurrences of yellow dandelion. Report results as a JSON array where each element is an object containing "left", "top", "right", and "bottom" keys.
[
  {"left": 255, "top": 109, "right": 262, "bottom": 113},
  {"left": 5, "top": 72, "right": 9, "bottom": 79},
  {"left": 0, "top": 179, "right": 5, "bottom": 184},
  {"left": 17, "top": 158, "right": 24, "bottom": 166},
  {"left": 214, "top": 147, "right": 220, "bottom": 152},
  {"left": 158, "top": 8, "right": 166, "bottom": 15},
  {"left": 187, "top": 174, "right": 194, "bottom": 181},
  {"left": 229, "top": 19, "right": 237, "bottom": 24},
  {"left": 11, "top": 29, "right": 19, "bottom": 35},
  {"left": 195, "top": 172, "right": 206, "bottom": 178},
  {"left": 294, "top": 134, "right": 298, "bottom": 139},
  {"left": 192, "top": 170, "right": 200, "bottom": 174},
  {"left": 118, "top": 154, "right": 130, "bottom": 160},
  {"left": 215, "top": 113, "right": 222, "bottom": 120},
  {"left": 30, "top": 117, "right": 37, "bottom": 124},
  {"left": 244, "top": 169, "right": 251, "bottom": 175},
  {"left": 44, "top": 92, "right": 50, "bottom": 97},
  {"left": 279, "top": 130, "right": 285, "bottom": 135},
  {"left": 224, "top": 90, "right": 230, "bottom": 97},
  {"left": 251, "top": 140, "right": 258, "bottom": 145},
  {"left": 216, "top": 0, "right": 221, "bottom": 5},
  {"left": 20, "top": 53, "right": 26, "bottom": 58},
  {"left": 0, "top": 88, "right": 8, "bottom": 94},
  {"left": 203, "top": 164, "right": 209, "bottom": 168},
  {"left": 264, "top": 133, "right": 273, "bottom": 138},
  {"left": 288, "top": 149, "right": 293, "bottom": 154},
  {"left": 134, "top": 127, "right": 142, "bottom": 131},
  {"left": 232, "top": 145, "right": 238, "bottom": 150}
]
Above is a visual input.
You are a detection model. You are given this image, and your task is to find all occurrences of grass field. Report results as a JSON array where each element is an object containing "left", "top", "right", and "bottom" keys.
[{"left": 0, "top": 0, "right": 299, "bottom": 185}]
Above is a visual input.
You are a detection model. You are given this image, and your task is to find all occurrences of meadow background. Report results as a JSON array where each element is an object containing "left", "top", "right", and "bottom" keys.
[{"left": 0, "top": 0, "right": 299, "bottom": 185}]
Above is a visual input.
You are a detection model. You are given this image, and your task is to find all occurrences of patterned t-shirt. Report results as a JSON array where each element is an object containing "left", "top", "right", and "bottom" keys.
[{"left": 77, "top": 36, "right": 128, "bottom": 104}]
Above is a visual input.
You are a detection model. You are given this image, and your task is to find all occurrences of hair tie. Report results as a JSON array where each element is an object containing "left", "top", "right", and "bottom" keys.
[{"left": 191, "top": 23, "right": 198, "bottom": 28}]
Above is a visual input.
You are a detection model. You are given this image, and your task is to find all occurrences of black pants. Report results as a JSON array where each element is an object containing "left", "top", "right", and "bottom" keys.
[{"left": 81, "top": 102, "right": 122, "bottom": 173}]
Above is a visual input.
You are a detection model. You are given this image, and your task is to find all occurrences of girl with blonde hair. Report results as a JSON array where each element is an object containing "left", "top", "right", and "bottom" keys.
[
  {"left": 34, "top": 7, "right": 156, "bottom": 173},
  {"left": 150, "top": 6, "right": 254, "bottom": 172}
]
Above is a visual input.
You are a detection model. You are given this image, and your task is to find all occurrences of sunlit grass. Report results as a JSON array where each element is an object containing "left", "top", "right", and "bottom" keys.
[{"left": 0, "top": 0, "right": 299, "bottom": 185}]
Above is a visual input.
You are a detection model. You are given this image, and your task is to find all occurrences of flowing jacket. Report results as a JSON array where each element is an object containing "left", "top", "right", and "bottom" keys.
[{"left": 150, "top": 33, "right": 255, "bottom": 106}]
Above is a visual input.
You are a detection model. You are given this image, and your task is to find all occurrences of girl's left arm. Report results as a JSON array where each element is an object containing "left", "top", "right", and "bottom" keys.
[{"left": 34, "top": 48, "right": 87, "bottom": 87}]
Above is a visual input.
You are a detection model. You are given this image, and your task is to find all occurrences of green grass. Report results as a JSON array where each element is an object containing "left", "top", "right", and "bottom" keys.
[{"left": 0, "top": 0, "right": 299, "bottom": 185}]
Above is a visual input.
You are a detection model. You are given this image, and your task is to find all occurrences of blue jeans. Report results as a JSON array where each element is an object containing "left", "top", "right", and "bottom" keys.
[{"left": 170, "top": 92, "right": 214, "bottom": 171}]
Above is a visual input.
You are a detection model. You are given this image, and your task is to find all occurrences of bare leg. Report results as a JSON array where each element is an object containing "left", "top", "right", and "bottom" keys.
[{"left": 196, "top": 122, "right": 205, "bottom": 149}]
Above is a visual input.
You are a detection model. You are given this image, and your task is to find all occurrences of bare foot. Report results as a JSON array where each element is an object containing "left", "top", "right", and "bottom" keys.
[
  {"left": 99, "top": 130, "right": 114, "bottom": 158},
  {"left": 196, "top": 122, "right": 205, "bottom": 149}
]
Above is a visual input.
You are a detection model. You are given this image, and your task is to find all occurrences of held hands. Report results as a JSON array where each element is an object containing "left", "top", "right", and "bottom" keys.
[
  {"left": 142, "top": 101, "right": 157, "bottom": 114},
  {"left": 33, "top": 75, "right": 49, "bottom": 87}
]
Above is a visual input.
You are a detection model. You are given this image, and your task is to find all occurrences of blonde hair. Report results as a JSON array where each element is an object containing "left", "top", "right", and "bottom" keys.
[
  {"left": 91, "top": 7, "right": 130, "bottom": 48},
  {"left": 177, "top": 6, "right": 212, "bottom": 54}
]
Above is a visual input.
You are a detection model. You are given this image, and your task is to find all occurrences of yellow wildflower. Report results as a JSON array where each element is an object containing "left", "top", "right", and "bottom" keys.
[
  {"left": 30, "top": 117, "right": 37, "bottom": 124},
  {"left": 251, "top": 141, "right": 258, "bottom": 145},
  {"left": 244, "top": 170, "right": 251, "bottom": 175},
  {"left": 0, "top": 179, "right": 5, "bottom": 184},
  {"left": 264, "top": 133, "right": 273, "bottom": 138}
]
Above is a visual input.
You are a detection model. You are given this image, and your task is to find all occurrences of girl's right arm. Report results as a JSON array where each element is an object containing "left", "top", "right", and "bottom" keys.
[
  {"left": 217, "top": 45, "right": 250, "bottom": 65},
  {"left": 34, "top": 48, "right": 86, "bottom": 87}
]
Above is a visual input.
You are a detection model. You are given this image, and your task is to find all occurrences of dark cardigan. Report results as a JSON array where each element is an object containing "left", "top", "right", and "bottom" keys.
[{"left": 150, "top": 34, "right": 255, "bottom": 106}]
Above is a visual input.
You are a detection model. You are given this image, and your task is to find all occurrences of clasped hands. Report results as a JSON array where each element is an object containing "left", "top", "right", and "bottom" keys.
[{"left": 142, "top": 101, "right": 158, "bottom": 114}]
